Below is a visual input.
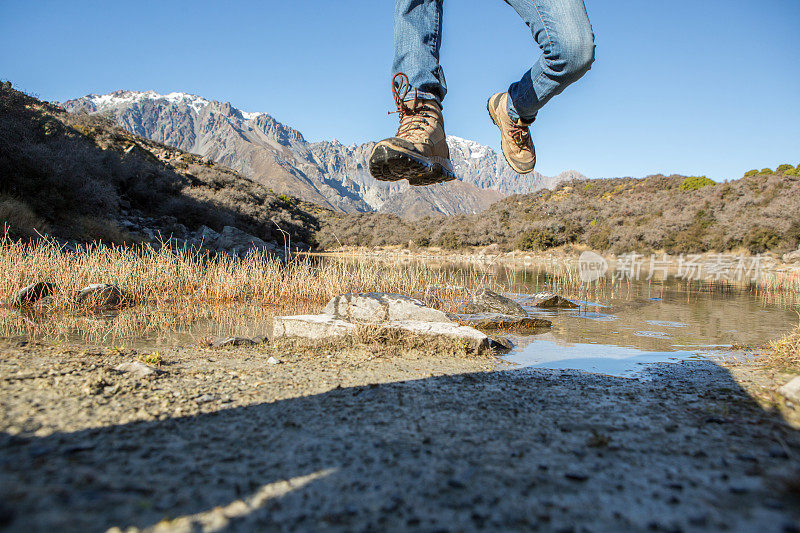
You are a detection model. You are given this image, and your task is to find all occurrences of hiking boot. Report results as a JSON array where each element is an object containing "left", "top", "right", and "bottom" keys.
[
  {"left": 369, "top": 73, "right": 455, "bottom": 186},
  {"left": 487, "top": 92, "right": 535, "bottom": 174}
]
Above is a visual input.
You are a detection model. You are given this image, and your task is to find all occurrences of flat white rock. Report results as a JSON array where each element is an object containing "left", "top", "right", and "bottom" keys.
[
  {"left": 323, "top": 293, "right": 453, "bottom": 324},
  {"left": 778, "top": 376, "right": 800, "bottom": 404},
  {"left": 272, "top": 314, "right": 490, "bottom": 352}
]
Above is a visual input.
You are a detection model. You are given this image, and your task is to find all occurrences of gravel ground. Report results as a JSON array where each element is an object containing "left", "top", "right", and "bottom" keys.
[{"left": 1, "top": 338, "right": 799, "bottom": 532}]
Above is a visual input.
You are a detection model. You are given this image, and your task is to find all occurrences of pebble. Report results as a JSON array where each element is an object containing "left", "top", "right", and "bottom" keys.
[
  {"left": 114, "top": 362, "right": 157, "bottom": 378},
  {"left": 267, "top": 356, "right": 281, "bottom": 365}
]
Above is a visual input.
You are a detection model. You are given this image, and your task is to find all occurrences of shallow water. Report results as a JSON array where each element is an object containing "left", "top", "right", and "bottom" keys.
[
  {"left": 501, "top": 270, "right": 799, "bottom": 376},
  {"left": 1, "top": 259, "right": 798, "bottom": 377}
]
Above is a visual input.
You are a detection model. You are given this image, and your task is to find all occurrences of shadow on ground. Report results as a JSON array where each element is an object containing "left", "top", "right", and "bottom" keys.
[{"left": 2, "top": 362, "right": 799, "bottom": 532}]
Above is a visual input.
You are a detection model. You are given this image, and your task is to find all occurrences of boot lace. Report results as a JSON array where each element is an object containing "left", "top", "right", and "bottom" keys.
[
  {"left": 509, "top": 124, "right": 531, "bottom": 148},
  {"left": 389, "top": 72, "right": 437, "bottom": 143}
]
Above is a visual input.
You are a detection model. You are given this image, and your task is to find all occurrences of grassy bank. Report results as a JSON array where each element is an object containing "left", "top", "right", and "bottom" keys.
[{"left": 0, "top": 237, "right": 505, "bottom": 312}]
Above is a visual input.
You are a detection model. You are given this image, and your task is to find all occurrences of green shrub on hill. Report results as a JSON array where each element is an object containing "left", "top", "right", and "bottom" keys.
[
  {"left": 776, "top": 164, "right": 794, "bottom": 173},
  {"left": 517, "top": 229, "right": 557, "bottom": 251},
  {"left": 760, "top": 168, "right": 773, "bottom": 174},
  {"left": 679, "top": 176, "right": 716, "bottom": 191},
  {"left": 744, "top": 169, "right": 759, "bottom": 177},
  {"left": 744, "top": 227, "right": 781, "bottom": 254}
]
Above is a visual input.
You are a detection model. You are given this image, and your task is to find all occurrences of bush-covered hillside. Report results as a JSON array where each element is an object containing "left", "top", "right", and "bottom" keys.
[
  {"left": 0, "top": 82, "right": 324, "bottom": 247},
  {"left": 317, "top": 169, "right": 800, "bottom": 254}
]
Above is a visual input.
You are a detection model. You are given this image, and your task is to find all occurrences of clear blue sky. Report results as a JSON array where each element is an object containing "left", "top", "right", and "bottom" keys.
[{"left": 2, "top": 0, "right": 798, "bottom": 180}]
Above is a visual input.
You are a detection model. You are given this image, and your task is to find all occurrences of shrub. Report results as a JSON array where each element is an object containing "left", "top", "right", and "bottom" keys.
[
  {"left": 744, "top": 227, "right": 781, "bottom": 253},
  {"left": 744, "top": 169, "right": 759, "bottom": 177},
  {"left": 0, "top": 196, "right": 47, "bottom": 239},
  {"left": 436, "top": 231, "right": 462, "bottom": 250},
  {"left": 77, "top": 217, "right": 131, "bottom": 244},
  {"left": 517, "top": 229, "right": 557, "bottom": 251},
  {"left": 776, "top": 164, "right": 794, "bottom": 173},
  {"left": 679, "top": 176, "right": 716, "bottom": 191},
  {"left": 760, "top": 168, "right": 773, "bottom": 174},
  {"left": 587, "top": 228, "right": 611, "bottom": 251}
]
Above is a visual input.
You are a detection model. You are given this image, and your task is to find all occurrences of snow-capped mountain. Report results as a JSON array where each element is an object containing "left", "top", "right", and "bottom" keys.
[{"left": 64, "top": 90, "right": 580, "bottom": 217}]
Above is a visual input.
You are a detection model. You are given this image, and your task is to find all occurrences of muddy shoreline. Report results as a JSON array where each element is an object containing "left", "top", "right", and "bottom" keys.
[{"left": 1, "top": 338, "right": 799, "bottom": 532}]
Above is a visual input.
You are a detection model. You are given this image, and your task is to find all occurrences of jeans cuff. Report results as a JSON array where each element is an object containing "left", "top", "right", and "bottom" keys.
[
  {"left": 506, "top": 96, "right": 535, "bottom": 124},
  {"left": 404, "top": 92, "right": 442, "bottom": 106}
]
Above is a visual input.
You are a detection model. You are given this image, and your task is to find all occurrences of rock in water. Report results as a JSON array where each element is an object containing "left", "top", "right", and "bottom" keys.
[
  {"left": 527, "top": 292, "right": 579, "bottom": 309},
  {"left": 489, "top": 335, "right": 514, "bottom": 351},
  {"left": 75, "top": 284, "right": 127, "bottom": 308},
  {"left": 323, "top": 293, "right": 454, "bottom": 324},
  {"left": 6, "top": 282, "right": 56, "bottom": 307},
  {"left": 464, "top": 289, "right": 527, "bottom": 317},
  {"left": 454, "top": 313, "right": 552, "bottom": 330}
]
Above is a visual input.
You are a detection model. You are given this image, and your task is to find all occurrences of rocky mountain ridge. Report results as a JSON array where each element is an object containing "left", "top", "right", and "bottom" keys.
[{"left": 64, "top": 90, "right": 583, "bottom": 218}]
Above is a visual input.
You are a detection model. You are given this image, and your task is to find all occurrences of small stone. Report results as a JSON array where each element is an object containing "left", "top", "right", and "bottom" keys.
[
  {"left": 211, "top": 336, "right": 256, "bottom": 348},
  {"left": 267, "top": 356, "right": 281, "bottom": 365},
  {"left": 489, "top": 336, "right": 514, "bottom": 351},
  {"left": 782, "top": 249, "right": 800, "bottom": 263},
  {"left": 564, "top": 472, "right": 589, "bottom": 482},
  {"left": 114, "top": 361, "right": 157, "bottom": 378},
  {"left": 82, "top": 378, "right": 109, "bottom": 395},
  {"left": 196, "top": 225, "right": 220, "bottom": 245},
  {"left": 778, "top": 376, "right": 800, "bottom": 404},
  {"left": 196, "top": 394, "right": 215, "bottom": 403}
]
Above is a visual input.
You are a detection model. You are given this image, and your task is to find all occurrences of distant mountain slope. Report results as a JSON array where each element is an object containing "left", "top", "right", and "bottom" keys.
[
  {"left": 316, "top": 170, "right": 800, "bottom": 254},
  {"left": 0, "top": 82, "right": 321, "bottom": 250},
  {"left": 64, "top": 90, "right": 580, "bottom": 218}
]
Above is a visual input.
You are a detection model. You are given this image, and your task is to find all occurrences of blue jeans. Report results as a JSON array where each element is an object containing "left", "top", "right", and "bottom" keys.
[{"left": 393, "top": 0, "right": 595, "bottom": 122}]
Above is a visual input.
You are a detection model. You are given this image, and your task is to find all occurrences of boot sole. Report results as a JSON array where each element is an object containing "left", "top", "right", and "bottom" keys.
[
  {"left": 486, "top": 98, "right": 535, "bottom": 175},
  {"left": 369, "top": 143, "right": 456, "bottom": 186}
]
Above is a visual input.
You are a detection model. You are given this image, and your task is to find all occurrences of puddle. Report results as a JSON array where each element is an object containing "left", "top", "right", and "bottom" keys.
[{"left": 505, "top": 335, "right": 708, "bottom": 378}]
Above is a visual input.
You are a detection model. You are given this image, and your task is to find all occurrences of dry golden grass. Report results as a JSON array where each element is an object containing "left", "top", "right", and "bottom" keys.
[
  {"left": 757, "top": 268, "right": 800, "bottom": 294},
  {"left": 766, "top": 315, "right": 800, "bottom": 372},
  {"left": 0, "top": 235, "right": 505, "bottom": 313}
]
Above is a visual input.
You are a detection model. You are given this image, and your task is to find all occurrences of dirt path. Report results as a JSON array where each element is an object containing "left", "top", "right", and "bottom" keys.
[{"left": 1, "top": 339, "right": 799, "bottom": 532}]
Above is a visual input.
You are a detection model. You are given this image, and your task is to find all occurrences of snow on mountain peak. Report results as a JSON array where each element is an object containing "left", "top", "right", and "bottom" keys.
[
  {"left": 447, "top": 135, "right": 489, "bottom": 160},
  {"left": 83, "top": 90, "right": 212, "bottom": 113},
  {"left": 82, "top": 90, "right": 272, "bottom": 120}
]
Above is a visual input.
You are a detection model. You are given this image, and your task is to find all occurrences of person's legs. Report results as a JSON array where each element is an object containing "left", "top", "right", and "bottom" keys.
[
  {"left": 504, "top": 0, "right": 595, "bottom": 122},
  {"left": 368, "top": 0, "right": 453, "bottom": 185},
  {"left": 393, "top": 0, "right": 446, "bottom": 104}
]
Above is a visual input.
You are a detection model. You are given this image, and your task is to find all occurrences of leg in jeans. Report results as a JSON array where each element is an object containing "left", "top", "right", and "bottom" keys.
[
  {"left": 393, "top": 0, "right": 446, "bottom": 104},
  {"left": 504, "top": 0, "right": 595, "bottom": 122}
]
